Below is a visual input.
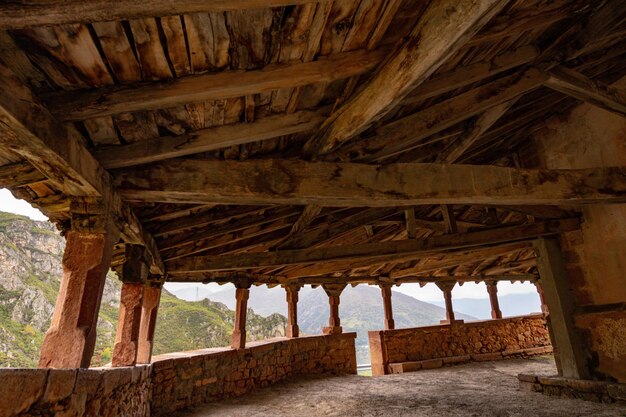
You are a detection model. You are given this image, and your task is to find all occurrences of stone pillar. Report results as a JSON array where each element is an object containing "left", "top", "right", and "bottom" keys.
[
  {"left": 533, "top": 238, "right": 589, "bottom": 379},
  {"left": 137, "top": 281, "right": 162, "bottom": 364},
  {"left": 322, "top": 284, "right": 346, "bottom": 334},
  {"left": 485, "top": 280, "right": 503, "bottom": 319},
  {"left": 436, "top": 282, "right": 456, "bottom": 323},
  {"left": 284, "top": 284, "right": 300, "bottom": 338},
  {"left": 534, "top": 280, "right": 549, "bottom": 314},
  {"left": 39, "top": 199, "right": 120, "bottom": 368},
  {"left": 380, "top": 284, "right": 395, "bottom": 330},
  {"left": 112, "top": 245, "right": 149, "bottom": 367},
  {"left": 231, "top": 284, "right": 250, "bottom": 349}
]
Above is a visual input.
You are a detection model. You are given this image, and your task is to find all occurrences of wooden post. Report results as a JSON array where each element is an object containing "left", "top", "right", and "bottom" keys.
[
  {"left": 534, "top": 280, "right": 549, "bottom": 314},
  {"left": 112, "top": 245, "right": 149, "bottom": 367},
  {"left": 436, "top": 282, "right": 456, "bottom": 323},
  {"left": 533, "top": 238, "right": 589, "bottom": 379},
  {"left": 485, "top": 280, "right": 503, "bottom": 319},
  {"left": 136, "top": 281, "right": 162, "bottom": 364},
  {"left": 380, "top": 284, "right": 395, "bottom": 330},
  {"left": 322, "top": 284, "right": 346, "bottom": 334},
  {"left": 284, "top": 284, "right": 300, "bottom": 338},
  {"left": 231, "top": 283, "right": 250, "bottom": 349},
  {"left": 39, "top": 200, "right": 120, "bottom": 368}
]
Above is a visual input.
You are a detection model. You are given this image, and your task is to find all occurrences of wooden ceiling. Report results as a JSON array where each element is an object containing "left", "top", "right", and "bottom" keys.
[{"left": 0, "top": 0, "right": 625, "bottom": 288}]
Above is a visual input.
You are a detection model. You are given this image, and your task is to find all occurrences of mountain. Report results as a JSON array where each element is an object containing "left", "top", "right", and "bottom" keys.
[
  {"left": 0, "top": 211, "right": 285, "bottom": 367},
  {"left": 432, "top": 292, "right": 543, "bottom": 320},
  {"left": 167, "top": 285, "right": 217, "bottom": 302},
  {"left": 207, "top": 284, "right": 475, "bottom": 364}
]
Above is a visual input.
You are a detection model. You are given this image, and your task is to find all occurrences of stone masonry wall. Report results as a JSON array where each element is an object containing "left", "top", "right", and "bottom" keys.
[
  {"left": 0, "top": 334, "right": 356, "bottom": 417},
  {"left": 150, "top": 333, "right": 357, "bottom": 416},
  {"left": 369, "top": 315, "right": 550, "bottom": 375},
  {"left": 0, "top": 365, "right": 152, "bottom": 417}
]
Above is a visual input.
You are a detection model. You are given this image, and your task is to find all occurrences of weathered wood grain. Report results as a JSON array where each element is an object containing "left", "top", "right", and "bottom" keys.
[{"left": 113, "top": 159, "right": 626, "bottom": 207}]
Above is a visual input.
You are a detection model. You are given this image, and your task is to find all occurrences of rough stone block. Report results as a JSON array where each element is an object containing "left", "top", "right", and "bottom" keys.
[
  {"left": 443, "top": 355, "right": 471, "bottom": 365},
  {"left": 472, "top": 352, "right": 503, "bottom": 362},
  {"left": 0, "top": 369, "right": 47, "bottom": 416},
  {"left": 421, "top": 359, "right": 443, "bottom": 369},
  {"left": 44, "top": 369, "right": 78, "bottom": 403}
]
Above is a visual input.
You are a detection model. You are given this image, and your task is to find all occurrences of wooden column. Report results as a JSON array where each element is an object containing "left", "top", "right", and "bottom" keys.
[
  {"left": 231, "top": 283, "right": 251, "bottom": 349},
  {"left": 112, "top": 245, "right": 149, "bottom": 367},
  {"left": 436, "top": 282, "right": 456, "bottom": 323},
  {"left": 284, "top": 284, "right": 300, "bottom": 338},
  {"left": 533, "top": 238, "right": 589, "bottom": 379},
  {"left": 39, "top": 199, "right": 120, "bottom": 368},
  {"left": 485, "top": 280, "right": 503, "bottom": 319},
  {"left": 322, "top": 284, "right": 346, "bottom": 334},
  {"left": 534, "top": 280, "right": 549, "bottom": 314},
  {"left": 380, "top": 284, "right": 395, "bottom": 330},
  {"left": 136, "top": 281, "right": 162, "bottom": 364}
]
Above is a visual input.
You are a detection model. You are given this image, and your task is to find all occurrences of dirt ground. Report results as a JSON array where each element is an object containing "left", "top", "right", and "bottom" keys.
[{"left": 176, "top": 356, "right": 626, "bottom": 417}]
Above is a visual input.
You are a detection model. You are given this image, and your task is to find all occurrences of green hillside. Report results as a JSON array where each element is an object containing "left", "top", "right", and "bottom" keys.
[{"left": 0, "top": 211, "right": 285, "bottom": 367}]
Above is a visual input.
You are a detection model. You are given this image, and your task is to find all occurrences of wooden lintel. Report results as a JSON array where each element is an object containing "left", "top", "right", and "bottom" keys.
[
  {"left": 165, "top": 219, "right": 579, "bottom": 273},
  {"left": 113, "top": 159, "right": 626, "bottom": 207}
]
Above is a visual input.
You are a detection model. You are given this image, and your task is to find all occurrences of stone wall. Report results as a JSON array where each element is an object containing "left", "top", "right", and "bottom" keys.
[
  {"left": 0, "top": 366, "right": 152, "bottom": 417},
  {"left": 0, "top": 334, "right": 356, "bottom": 416},
  {"left": 150, "top": 333, "right": 357, "bottom": 416},
  {"left": 530, "top": 88, "right": 626, "bottom": 383},
  {"left": 369, "top": 315, "right": 551, "bottom": 376}
]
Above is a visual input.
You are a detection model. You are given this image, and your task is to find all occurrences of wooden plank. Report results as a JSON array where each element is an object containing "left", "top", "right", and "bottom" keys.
[
  {"left": 95, "top": 109, "right": 326, "bottom": 168},
  {"left": 43, "top": 48, "right": 389, "bottom": 121},
  {"left": 404, "top": 208, "right": 416, "bottom": 239},
  {"left": 0, "top": 1, "right": 319, "bottom": 29},
  {"left": 301, "top": 0, "right": 511, "bottom": 157},
  {"left": 113, "top": 159, "right": 626, "bottom": 207},
  {"left": 276, "top": 204, "right": 323, "bottom": 246},
  {"left": 0, "top": 58, "right": 164, "bottom": 274},
  {"left": 544, "top": 66, "right": 626, "bottom": 117},
  {"left": 166, "top": 219, "right": 579, "bottom": 273}
]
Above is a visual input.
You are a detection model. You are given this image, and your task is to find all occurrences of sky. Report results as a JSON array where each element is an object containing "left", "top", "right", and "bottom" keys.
[{"left": 1, "top": 188, "right": 537, "bottom": 301}]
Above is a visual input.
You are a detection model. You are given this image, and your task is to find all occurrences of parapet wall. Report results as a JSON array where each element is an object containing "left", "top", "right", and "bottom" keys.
[
  {"left": 0, "top": 366, "right": 152, "bottom": 417},
  {"left": 150, "top": 333, "right": 357, "bottom": 416},
  {"left": 0, "top": 333, "right": 356, "bottom": 417},
  {"left": 369, "top": 314, "right": 551, "bottom": 376}
]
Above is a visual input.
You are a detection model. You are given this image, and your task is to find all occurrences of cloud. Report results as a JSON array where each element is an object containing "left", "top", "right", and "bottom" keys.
[{"left": 0, "top": 189, "right": 48, "bottom": 221}]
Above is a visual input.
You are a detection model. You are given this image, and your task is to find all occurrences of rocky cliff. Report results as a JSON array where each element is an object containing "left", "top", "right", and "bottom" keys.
[{"left": 0, "top": 212, "right": 285, "bottom": 367}]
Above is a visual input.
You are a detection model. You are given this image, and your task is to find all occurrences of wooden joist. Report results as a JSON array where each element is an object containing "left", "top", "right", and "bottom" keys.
[
  {"left": 0, "top": 1, "right": 318, "bottom": 29},
  {"left": 302, "top": 0, "right": 511, "bottom": 157},
  {"left": 43, "top": 48, "right": 388, "bottom": 122},
  {"left": 96, "top": 110, "right": 325, "bottom": 169},
  {"left": 0, "top": 58, "right": 164, "bottom": 274},
  {"left": 544, "top": 66, "right": 626, "bottom": 117},
  {"left": 165, "top": 218, "right": 579, "bottom": 274},
  {"left": 113, "top": 159, "right": 626, "bottom": 207},
  {"left": 333, "top": 68, "right": 546, "bottom": 162}
]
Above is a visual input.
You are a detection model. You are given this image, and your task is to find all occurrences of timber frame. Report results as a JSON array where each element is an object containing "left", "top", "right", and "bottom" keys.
[{"left": 0, "top": 0, "right": 625, "bottom": 291}]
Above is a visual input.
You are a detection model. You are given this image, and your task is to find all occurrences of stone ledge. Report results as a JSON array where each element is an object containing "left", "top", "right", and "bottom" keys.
[
  {"left": 518, "top": 374, "right": 626, "bottom": 404},
  {"left": 387, "top": 347, "right": 550, "bottom": 374}
]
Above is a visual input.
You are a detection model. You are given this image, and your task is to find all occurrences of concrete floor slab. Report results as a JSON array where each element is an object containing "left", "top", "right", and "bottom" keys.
[{"left": 175, "top": 356, "right": 626, "bottom": 416}]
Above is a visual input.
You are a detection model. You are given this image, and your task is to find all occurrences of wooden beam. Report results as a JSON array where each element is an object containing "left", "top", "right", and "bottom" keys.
[
  {"left": 544, "top": 66, "right": 626, "bottom": 117},
  {"left": 0, "top": 58, "right": 164, "bottom": 274},
  {"left": 332, "top": 68, "right": 546, "bottom": 162},
  {"left": 0, "top": 1, "right": 318, "bottom": 29},
  {"left": 166, "top": 219, "right": 579, "bottom": 273},
  {"left": 274, "top": 204, "right": 322, "bottom": 249},
  {"left": 113, "top": 159, "right": 626, "bottom": 207},
  {"left": 301, "top": 0, "right": 510, "bottom": 157},
  {"left": 96, "top": 110, "right": 325, "bottom": 169},
  {"left": 441, "top": 205, "right": 458, "bottom": 234},
  {"left": 435, "top": 99, "right": 518, "bottom": 163},
  {"left": 404, "top": 208, "right": 417, "bottom": 239},
  {"left": 0, "top": 161, "right": 46, "bottom": 188},
  {"left": 43, "top": 48, "right": 388, "bottom": 122}
]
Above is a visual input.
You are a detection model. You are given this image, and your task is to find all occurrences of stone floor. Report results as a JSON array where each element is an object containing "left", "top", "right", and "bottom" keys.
[{"left": 176, "top": 356, "right": 626, "bottom": 417}]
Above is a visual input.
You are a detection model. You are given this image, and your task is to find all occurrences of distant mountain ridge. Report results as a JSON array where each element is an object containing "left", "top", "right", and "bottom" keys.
[
  {"left": 433, "top": 292, "right": 542, "bottom": 320},
  {"left": 0, "top": 211, "right": 286, "bottom": 367}
]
